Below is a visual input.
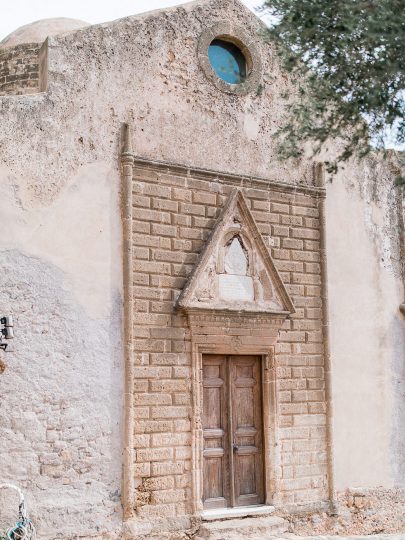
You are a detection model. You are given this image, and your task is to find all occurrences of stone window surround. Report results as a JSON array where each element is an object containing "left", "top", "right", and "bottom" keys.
[{"left": 197, "top": 21, "right": 263, "bottom": 96}]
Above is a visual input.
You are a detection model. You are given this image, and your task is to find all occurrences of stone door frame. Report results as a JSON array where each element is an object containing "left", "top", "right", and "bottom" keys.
[{"left": 185, "top": 309, "right": 283, "bottom": 515}]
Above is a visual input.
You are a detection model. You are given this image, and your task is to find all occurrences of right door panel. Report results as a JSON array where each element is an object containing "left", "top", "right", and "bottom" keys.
[{"left": 230, "top": 355, "right": 264, "bottom": 507}]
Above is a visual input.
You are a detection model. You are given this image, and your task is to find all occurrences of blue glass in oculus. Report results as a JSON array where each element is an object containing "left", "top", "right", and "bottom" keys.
[{"left": 208, "top": 39, "right": 247, "bottom": 84}]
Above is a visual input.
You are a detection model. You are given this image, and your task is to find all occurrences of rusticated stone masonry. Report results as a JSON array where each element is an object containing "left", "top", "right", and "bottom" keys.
[
  {"left": 0, "top": 43, "right": 41, "bottom": 96},
  {"left": 130, "top": 158, "right": 328, "bottom": 525}
]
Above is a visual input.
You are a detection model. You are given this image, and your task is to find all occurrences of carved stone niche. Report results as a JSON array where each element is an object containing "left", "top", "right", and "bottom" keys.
[
  {"left": 177, "top": 189, "right": 295, "bottom": 513},
  {"left": 177, "top": 188, "right": 294, "bottom": 328}
]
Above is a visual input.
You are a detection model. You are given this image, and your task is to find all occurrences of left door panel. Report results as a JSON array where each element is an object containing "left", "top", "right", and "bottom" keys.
[{"left": 202, "top": 355, "right": 230, "bottom": 509}]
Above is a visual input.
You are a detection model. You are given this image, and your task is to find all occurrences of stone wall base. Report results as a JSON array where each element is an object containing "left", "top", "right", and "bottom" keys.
[
  {"left": 67, "top": 490, "right": 405, "bottom": 540},
  {"left": 123, "top": 515, "right": 200, "bottom": 540},
  {"left": 284, "top": 488, "right": 405, "bottom": 536}
]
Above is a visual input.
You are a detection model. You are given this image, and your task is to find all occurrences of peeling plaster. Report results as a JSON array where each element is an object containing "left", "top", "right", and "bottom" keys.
[{"left": 0, "top": 162, "right": 121, "bottom": 318}]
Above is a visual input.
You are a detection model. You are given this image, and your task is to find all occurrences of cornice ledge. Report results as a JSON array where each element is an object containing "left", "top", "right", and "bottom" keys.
[
  {"left": 129, "top": 155, "right": 326, "bottom": 197},
  {"left": 181, "top": 306, "right": 291, "bottom": 320}
]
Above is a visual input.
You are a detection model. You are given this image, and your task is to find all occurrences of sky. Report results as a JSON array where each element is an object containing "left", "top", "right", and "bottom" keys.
[{"left": 0, "top": 0, "right": 264, "bottom": 42}]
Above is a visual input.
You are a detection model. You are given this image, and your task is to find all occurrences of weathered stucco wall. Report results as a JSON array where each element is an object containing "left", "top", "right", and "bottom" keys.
[
  {"left": 326, "top": 159, "right": 405, "bottom": 490},
  {"left": 0, "top": 0, "right": 315, "bottom": 205},
  {"left": 0, "top": 1, "right": 315, "bottom": 536},
  {"left": 0, "top": 0, "right": 404, "bottom": 537},
  {"left": 0, "top": 163, "right": 123, "bottom": 537}
]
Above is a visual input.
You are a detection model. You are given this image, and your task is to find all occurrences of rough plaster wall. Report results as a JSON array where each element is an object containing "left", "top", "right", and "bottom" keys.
[
  {"left": 0, "top": 0, "right": 403, "bottom": 535},
  {"left": 0, "top": 164, "right": 123, "bottom": 538},
  {"left": 326, "top": 158, "right": 405, "bottom": 490},
  {"left": 0, "top": 0, "right": 313, "bottom": 208}
]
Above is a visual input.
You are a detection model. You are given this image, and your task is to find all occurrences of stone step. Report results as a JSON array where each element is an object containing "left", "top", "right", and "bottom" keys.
[
  {"left": 195, "top": 515, "right": 289, "bottom": 540},
  {"left": 202, "top": 505, "right": 276, "bottom": 521}
]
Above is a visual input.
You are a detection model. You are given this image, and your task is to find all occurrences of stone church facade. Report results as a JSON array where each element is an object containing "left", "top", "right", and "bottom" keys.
[{"left": 0, "top": 1, "right": 404, "bottom": 539}]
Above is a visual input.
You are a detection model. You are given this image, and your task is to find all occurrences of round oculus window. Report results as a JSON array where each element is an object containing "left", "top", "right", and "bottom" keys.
[{"left": 208, "top": 39, "right": 247, "bottom": 85}]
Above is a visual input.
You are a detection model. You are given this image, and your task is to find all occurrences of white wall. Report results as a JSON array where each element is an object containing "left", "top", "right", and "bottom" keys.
[{"left": 327, "top": 161, "right": 405, "bottom": 490}]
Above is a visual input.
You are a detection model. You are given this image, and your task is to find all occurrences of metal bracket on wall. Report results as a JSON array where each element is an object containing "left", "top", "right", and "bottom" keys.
[{"left": 0, "top": 316, "right": 14, "bottom": 351}]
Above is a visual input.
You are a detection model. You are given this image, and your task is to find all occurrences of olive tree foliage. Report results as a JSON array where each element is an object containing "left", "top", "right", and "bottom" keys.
[{"left": 260, "top": 0, "right": 405, "bottom": 177}]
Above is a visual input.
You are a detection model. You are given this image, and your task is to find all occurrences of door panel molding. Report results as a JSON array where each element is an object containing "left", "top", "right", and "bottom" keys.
[
  {"left": 201, "top": 355, "right": 230, "bottom": 509},
  {"left": 189, "top": 334, "right": 279, "bottom": 514},
  {"left": 230, "top": 355, "right": 264, "bottom": 507}
]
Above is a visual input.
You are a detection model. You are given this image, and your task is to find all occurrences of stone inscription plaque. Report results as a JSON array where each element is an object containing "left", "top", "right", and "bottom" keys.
[{"left": 218, "top": 274, "right": 254, "bottom": 302}]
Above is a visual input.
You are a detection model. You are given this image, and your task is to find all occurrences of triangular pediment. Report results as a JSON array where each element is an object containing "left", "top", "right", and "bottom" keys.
[{"left": 177, "top": 189, "right": 295, "bottom": 314}]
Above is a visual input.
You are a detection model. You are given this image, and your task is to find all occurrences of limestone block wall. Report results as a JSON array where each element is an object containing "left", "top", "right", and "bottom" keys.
[
  {"left": 129, "top": 159, "right": 328, "bottom": 532},
  {"left": 0, "top": 43, "right": 43, "bottom": 96}
]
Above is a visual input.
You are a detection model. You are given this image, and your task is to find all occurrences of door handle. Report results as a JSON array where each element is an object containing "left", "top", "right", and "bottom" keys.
[{"left": 233, "top": 443, "right": 239, "bottom": 452}]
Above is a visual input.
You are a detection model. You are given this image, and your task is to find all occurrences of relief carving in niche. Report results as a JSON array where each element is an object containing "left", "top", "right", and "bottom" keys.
[
  {"left": 177, "top": 189, "right": 295, "bottom": 315},
  {"left": 219, "top": 235, "right": 253, "bottom": 302}
]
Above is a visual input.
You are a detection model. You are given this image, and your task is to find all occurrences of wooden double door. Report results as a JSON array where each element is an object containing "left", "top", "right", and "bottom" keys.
[{"left": 202, "top": 354, "right": 264, "bottom": 509}]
